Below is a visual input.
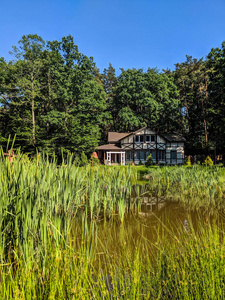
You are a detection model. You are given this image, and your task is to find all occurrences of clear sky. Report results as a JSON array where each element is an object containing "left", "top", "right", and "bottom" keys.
[{"left": 1, "top": 0, "right": 225, "bottom": 74}]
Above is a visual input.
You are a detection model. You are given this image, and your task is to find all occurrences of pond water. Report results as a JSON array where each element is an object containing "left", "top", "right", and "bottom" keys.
[{"left": 72, "top": 184, "right": 225, "bottom": 262}]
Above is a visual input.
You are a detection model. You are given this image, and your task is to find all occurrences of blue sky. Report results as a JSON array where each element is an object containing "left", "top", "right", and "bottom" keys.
[{"left": 1, "top": 0, "right": 225, "bottom": 74}]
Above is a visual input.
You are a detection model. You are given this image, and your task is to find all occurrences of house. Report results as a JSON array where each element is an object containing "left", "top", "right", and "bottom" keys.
[{"left": 96, "top": 127, "right": 185, "bottom": 165}]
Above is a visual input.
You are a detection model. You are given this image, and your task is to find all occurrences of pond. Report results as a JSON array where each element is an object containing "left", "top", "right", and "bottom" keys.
[{"left": 71, "top": 184, "right": 225, "bottom": 264}]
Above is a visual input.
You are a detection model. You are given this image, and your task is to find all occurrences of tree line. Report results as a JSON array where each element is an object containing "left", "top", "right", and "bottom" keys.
[{"left": 0, "top": 34, "right": 225, "bottom": 158}]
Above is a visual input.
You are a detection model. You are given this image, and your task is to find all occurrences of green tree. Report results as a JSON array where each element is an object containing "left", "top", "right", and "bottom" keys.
[
  {"left": 11, "top": 35, "right": 45, "bottom": 148},
  {"left": 173, "top": 56, "right": 211, "bottom": 155},
  {"left": 206, "top": 42, "right": 225, "bottom": 153},
  {"left": 113, "top": 68, "right": 179, "bottom": 133}
]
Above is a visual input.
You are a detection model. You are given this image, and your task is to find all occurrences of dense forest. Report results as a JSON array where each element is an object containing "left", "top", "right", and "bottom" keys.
[{"left": 0, "top": 34, "right": 225, "bottom": 158}]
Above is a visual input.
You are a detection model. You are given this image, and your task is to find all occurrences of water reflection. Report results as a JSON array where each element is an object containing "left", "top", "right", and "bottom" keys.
[{"left": 71, "top": 184, "right": 225, "bottom": 265}]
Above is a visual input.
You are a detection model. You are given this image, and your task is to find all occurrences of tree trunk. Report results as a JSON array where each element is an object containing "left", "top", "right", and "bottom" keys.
[
  {"left": 31, "top": 73, "right": 36, "bottom": 145},
  {"left": 182, "top": 79, "right": 189, "bottom": 118},
  {"left": 200, "top": 85, "right": 208, "bottom": 149}
]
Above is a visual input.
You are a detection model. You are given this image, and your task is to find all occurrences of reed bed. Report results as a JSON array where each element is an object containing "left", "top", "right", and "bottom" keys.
[
  {"left": 1, "top": 154, "right": 225, "bottom": 299},
  {"left": 142, "top": 165, "right": 225, "bottom": 209},
  {"left": 2, "top": 212, "right": 225, "bottom": 299}
]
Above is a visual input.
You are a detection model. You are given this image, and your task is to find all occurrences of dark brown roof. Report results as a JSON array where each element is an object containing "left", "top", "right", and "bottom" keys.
[
  {"left": 108, "top": 132, "right": 130, "bottom": 143},
  {"left": 107, "top": 129, "right": 186, "bottom": 144},
  {"left": 96, "top": 144, "right": 123, "bottom": 151},
  {"left": 116, "top": 127, "right": 155, "bottom": 142},
  {"left": 162, "top": 133, "right": 186, "bottom": 142}
]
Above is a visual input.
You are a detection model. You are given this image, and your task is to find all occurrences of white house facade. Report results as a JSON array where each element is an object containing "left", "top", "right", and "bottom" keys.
[{"left": 97, "top": 127, "right": 185, "bottom": 165}]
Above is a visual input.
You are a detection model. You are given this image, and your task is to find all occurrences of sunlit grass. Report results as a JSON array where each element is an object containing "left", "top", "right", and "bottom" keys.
[{"left": 1, "top": 154, "right": 225, "bottom": 299}]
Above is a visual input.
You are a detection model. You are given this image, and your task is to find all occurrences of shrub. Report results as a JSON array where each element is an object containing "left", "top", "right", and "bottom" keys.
[
  {"left": 89, "top": 156, "right": 100, "bottom": 166},
  {"left": 138, "top": 160, "right": 143, "bottom": 165},
  {"left": 203, "top": 156, "right": 213, "bottom": 166},
  {"left": 145, "top": 154, "right": 154, "bottom": 167},
  {"left": 74, "top": 155, "right": 81, "bottom": 166},
  {"left": 159, "top": 162, "right": 165, "bottom": 167},
  {"left": 80, "top": 152, "right": 88, "bottom": 166},
  {"left": 185, "top": 157, "right": 191, "bottom": 166}
]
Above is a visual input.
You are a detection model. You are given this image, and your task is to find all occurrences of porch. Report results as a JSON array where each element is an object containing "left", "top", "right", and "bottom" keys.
[{"left": 96, "top": 144, "right": 125, "bottom": 166}]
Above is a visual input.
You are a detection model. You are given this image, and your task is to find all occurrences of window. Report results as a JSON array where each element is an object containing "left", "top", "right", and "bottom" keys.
[
  {"left": 135, "top": 151, "right": 139, "bottom": 160},
  {"left": 135, "top": 135, "right": 144, "bottom": 143},
  {"left": 157, "top": 150, "right": 165, "bottom": 160},
  {"left": 126, "top": 151, "right": 130, "bottom": 160},
  {"left": 151, "top": 150, "right": 156, "bottom": 159},
  {"left": 171, "top": 150, "right": 177, "bottom": 160},
  {"left": 140, "top": 151, "right": 145, "bottom": 160},
  {"left": 126, "top": 151, "right": 133, "bottom": 160},
  {"left": 146, "top": 135, "right": 155, "bottom": 142}
]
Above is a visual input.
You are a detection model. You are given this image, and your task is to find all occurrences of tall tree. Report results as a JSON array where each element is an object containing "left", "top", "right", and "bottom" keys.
[
  {"left": 206, "top": 42, "right": 225, "bottom": 153},
  {"left": 173, "top": 56, "right": 211, "bottom": 154},
  {"left": 11, "top": 34, "right": 45, "bottom": 148},
  {"left": 113, "top": 68, "right": 179, "bottom": 133},
  {"left": 102, "top": 63, "right": 117, "bottom": 132}
]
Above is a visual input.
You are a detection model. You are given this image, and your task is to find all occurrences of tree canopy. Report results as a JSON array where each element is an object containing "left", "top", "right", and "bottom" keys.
[{"left": 1, "top": 35, "right": 225, "bottom": 157}]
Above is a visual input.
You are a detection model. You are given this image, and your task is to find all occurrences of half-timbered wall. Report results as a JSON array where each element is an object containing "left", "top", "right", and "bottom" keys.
[
  {"left": 166, "top": 142, "right": 184, "bottom": 164},
  {"left": 120, "top": 131, "right": 184, "bottom": 165},
  {"left": 120, "top": 130, "right": 168, "bottom": 164}
]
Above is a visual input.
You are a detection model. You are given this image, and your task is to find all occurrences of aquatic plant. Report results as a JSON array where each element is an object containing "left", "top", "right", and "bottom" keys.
[
  {"left": 1, "top": 155, "right": 225, "bottom": 298},
  {"left": 141, "top": 165, "right": 225, "bottom": 209}
]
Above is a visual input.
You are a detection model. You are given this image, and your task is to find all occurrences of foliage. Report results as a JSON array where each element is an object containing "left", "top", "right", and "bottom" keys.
[
  {"left": 0, "top": 35, "right": 106, "bottom": 156},
  {"left": 2, "top": 36, "right": 225, "bottom": 158},
  {"left": 112, "top": 68, "right": 179, "bottom": 132},
  {"left": 185, "top": 157, "right": 191, "bottom": 166},
  {"left": 145, "top": 154, "right": 154, "bottom": 166},
  {"left": 79, "top": 151, "right": 88, "bottom": 166},
  {"left": 89, "top": 156, "right": 100, "bottom": 166},
  {"left": 1, "top": 158, "right": 225, "bottom": 298},
  {"left": 203, "top": 156, "right": 214, "bottom": 166}
]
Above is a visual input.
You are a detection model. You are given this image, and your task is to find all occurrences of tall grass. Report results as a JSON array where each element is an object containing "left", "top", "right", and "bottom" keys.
[
  {"left": 2, "top": 212, "right": 225, "bottom": 299},
  {"left": 141, "top": 165, "right": 225, "bottom": 209},
  {"left": 0, "top": 152, "right": 139, "bottom": 260},
  {"left": 1, "top": 154, "right": 225, "bottom": 299}
]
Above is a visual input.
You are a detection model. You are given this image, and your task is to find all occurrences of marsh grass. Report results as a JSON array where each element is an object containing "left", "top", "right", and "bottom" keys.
[
  {"left": 2, "top": 213, "right": 225, "bottom": 299},
  {"left": 1, "top": 154, "right": 225, "bottom": 298},
  {"left": 140, "top": 165, "right": 225, "bottom": 209}
]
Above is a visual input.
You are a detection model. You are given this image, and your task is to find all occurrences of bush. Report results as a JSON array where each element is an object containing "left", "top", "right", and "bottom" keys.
[
  {"left": 203, "top": 156, "right": 213, "bottom": 166},
  {"left": 80, "top": 152, "right": 88, "bottom": 166},
  {"left": 138, "top": 160, "right": 143, "bottom": 165},
  {"left": 89, "top": 156, "right": 100, "bottom": 166},
  {"left": 145, "top": 154, "right": 154, "bottom": 167},
  {"left": 74, "top": 155, "right": 81, "bottom": 166},
  {"left": 159, "top": 162, "right": 165, "bottom": 167},
  {"left": 185, "top": 157, "right": 191, "bottom": 166}
]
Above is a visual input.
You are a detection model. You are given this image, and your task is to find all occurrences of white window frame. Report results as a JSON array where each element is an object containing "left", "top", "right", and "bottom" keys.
[
  {"left": 135, "top": 135, "right": 144, "bottom": 143},
  {"left": 146, "top": 135, "right": 155, "bottom": 143}
]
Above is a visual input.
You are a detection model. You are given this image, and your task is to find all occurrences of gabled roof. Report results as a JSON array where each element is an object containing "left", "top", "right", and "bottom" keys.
[
  {"left": 106, "top": 128, "right": 186, "bottom": 144},
  {"left": 96, "top": 144, "right": 122, "bottom": 151},
  {"left": 162, "top": 133, "right": 186, "bottom": 142},
  {"left": 108, "top": 132, "right": 130, "bottom": 143},
  {"left": 116, "top": 127, "right": 158, "bottom": 142},
  {"left": 108, "top": 127, "right": 148, "bottom": 143}
]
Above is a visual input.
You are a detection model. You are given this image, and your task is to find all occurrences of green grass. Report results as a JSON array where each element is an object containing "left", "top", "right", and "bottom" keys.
[
  {"left": 1, "top": 154, "right": 225, "bottom": 299},
  {"left": 139, "top": 165, "right": 225, "bottom": 209}
]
